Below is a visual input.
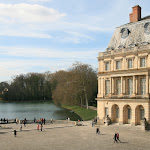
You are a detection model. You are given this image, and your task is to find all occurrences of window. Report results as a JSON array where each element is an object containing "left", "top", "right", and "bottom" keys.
[
  {"left": 140, "top": 58, "right": 145, "bottom": 67},
  {"left": 128, "top": 108, "right": 131, "bottom": 119},
  {"left": 116, "top": 79, "right": 121, "bottom": 95},
  {"left": 105, "top": 80, "right": 110, "bottom": 95},
  {"left": 105, "top": 62, "right": 110, "bottom": 71},
  {"left": 116, "top": 61, "right": 121, "bottom": 70},
  {"left": 105, "top": 107, "right": 108, "bottom": 117},
  {"left": 140, "top": 109, "right": 144, "bottom": 120},
  {"left": 140, "top": 78, "right": 146, "bottom": 95},
  {"left": 128, "top": 79, "right": 133, "bottom": 95},
  {"left": 116, "top": 108, "right": 119, "bottom": 118},
  {"left": 128, "top": 59, "right": 133, "bottom": 68}
]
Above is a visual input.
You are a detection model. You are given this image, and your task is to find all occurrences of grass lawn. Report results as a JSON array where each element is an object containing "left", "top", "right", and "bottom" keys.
[{"left": 62, "top": 105, "right": 97, "bottom": 121}]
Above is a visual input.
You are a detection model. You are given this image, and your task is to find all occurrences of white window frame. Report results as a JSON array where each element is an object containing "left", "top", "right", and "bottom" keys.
[
  {"left": 116, "top": 79, "right": 121, "bottom": 95},
  {"left": 116, "top": 60, "right": 121, "bottom": 70},
  {"left": 128, "top": 78, "right": 133, "bottom": 95},
  {"left": 140, "top": 78, "right": 146, "bottom": 95},
  {"left": 105, "top": 62, "right": 110, "bottom": 71},
  {"left": 128, "top": 59, "right": 133, "bottom": 69},
  {"left": 105, "top": 80, "right": 110, "bottom": 95},
  {"left": 140, "top": 57, "right": 146, "bottom": 68}
]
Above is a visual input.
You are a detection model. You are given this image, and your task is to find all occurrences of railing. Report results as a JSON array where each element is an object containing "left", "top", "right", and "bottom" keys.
[
  {"left": 104, "top": 94, "right": 149, "bottom": 99},
  {"left": 99, "top": 44, "right": 150, "bottom": 57}
]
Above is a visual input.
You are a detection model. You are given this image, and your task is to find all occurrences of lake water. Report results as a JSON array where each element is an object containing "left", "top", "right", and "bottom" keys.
[{"left": 0, "top": 101, "right": 82, "bottom": 121}]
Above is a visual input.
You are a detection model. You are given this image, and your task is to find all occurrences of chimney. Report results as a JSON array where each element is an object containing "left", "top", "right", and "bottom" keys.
[{"left": 129, "top": 5, "right": 141, "bottom": 23}]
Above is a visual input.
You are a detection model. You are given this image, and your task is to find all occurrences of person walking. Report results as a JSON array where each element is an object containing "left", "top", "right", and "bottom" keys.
[
  {"left": 34, "top": 117, "right": 36, "bottom": 123},
  {"left": 51, "top": 118, "right": 53, "bottom": 124},
  {"left": 41, "top": 118, "right": 44, "bottom": 124},
  {"left": 117, "top": 133, "right": 121, "bottom": 142},
  {"left": 41, "top": 124, "right": 43, "bottom": 131},
  {"left": 37, "top": 124, "right": 39, "bottom": 131},
  {"left": 96, "top": 127, "right": 100, "bottom": 134},
  {"left": 114, "top": 133, "right": 118, "bottom": 143},
  {"left": 20, "top": 125, "right": 22, "bottom": 131},
  {"left": 24, "top": 120, "right": 26, "bottom": 127},
  {"left": 14, "top": 130, "right": 17, "bottom": 137},
  {"left": 44, "top": 118, "right": 46, "bottom": 125}
]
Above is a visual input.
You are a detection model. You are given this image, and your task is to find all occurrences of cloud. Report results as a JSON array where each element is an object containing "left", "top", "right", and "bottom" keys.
[
  {"left": 0, "top": 3, "right": 66, "bottom": 24},
  {"left": 0, "top": 46, "right": 100, "bottom": 59}
]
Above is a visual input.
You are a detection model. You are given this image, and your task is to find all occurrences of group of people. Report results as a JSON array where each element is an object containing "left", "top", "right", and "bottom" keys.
[
  {"left": 95, "top": 126, "right": 121, "bottom": 143},
  {"left": 37, "top": 124, "right": 43, "bottom": 131},
  {"left": 113, "top": 132, "right": 121, "bottom": 143},
  {"left": 1, "top": 118, "right": 8, "bottom": 123},
  {"left": 36, "top": 118, "right": 46, "bottom": 125}
]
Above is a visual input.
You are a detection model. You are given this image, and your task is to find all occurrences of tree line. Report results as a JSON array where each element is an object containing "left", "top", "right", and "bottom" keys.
[{"left": 0, "top": 62, "right": 97, "bottom": 108}]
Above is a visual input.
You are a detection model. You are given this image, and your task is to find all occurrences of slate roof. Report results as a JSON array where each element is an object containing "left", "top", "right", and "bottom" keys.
[{"left": 107, "top": 16, "right": 150, "bottom": 51}]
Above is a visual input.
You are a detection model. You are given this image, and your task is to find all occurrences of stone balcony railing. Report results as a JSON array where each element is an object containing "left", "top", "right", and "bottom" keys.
[
  {"left": 103, "top": 94, "right": 150, "bottom": 99},
  {"left": 99, "top": 44, "right": 150, "bottom": 57}
]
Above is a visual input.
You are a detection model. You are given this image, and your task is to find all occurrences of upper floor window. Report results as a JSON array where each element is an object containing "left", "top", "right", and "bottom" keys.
[
  {"left": 105, "top": 62, "right": 110, "bottom": 71},
  {"left": 116, "top": 79, "right": 121, "bottom": 95},
  {"left": 140, "top": 58, "right": 145, "bottom": 67},
  {"left": 105, "top": 80, "right": 110, "bottom": 95},
  {"left": 116, "top": 61, "right": 121, "bottom": 70},
  {"left": 128, "top": 59, "right": 133, "bottom": 69},
  {"left": 128, "top": 79, "right": 133, "bottom": 95},
  {"left": 140, "top": 78, "right": 146, "bottom": 95}
]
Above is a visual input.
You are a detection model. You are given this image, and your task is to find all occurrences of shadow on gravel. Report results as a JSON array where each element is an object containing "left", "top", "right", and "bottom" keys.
[
  {"left": 120, "top": 142, "right": 128, "bottom": 144},
  {"left": 0, "top": 132, "right": 7, "bottom": 134}
]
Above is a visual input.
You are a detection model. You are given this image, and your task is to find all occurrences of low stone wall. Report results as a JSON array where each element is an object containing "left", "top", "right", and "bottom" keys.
[{"left": 20, "top": 119, "right": 77, "bottom": 125}]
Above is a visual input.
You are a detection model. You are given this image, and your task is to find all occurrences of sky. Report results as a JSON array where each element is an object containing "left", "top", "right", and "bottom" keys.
[{"left": 0, "top": 0, "right": 150, "bottom": 82}]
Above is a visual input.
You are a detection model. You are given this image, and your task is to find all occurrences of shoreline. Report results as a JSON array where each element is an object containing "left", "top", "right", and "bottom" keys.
[{"left": 61, "top": 105, "right": 97, "bottom": 121}]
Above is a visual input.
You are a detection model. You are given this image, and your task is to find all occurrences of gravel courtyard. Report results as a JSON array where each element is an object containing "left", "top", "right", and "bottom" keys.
[{"left": 0, "top": 121, "right": 150, "bottom": 150}]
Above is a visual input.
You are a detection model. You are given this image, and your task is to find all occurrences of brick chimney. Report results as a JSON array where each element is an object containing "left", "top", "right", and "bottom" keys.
[{"left": 129, "top": 5, "right": 141, "bottom": 23}]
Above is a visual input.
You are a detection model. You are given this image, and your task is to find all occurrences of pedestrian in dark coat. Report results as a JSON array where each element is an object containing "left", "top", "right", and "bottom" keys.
[
  {"left": 44, "top": 118, "right": 46, "bottom": 125},
  {"left": 96, "top": 127, "right": 100, "bottom": 134},
  {"left": 14, "top": 130, "right": 17, "bottom": 137},
  {"left": 41, "top": 124, "right": 43, "bottom": 131},
  {"left": 24, "top": 120, "right": 26, "bottom": 127},
  {"left": 114, "top": 133, "right": 118, "bottom": 143},
  {"left": 20, "top": 125, "right": 22, "bottom": 131}
]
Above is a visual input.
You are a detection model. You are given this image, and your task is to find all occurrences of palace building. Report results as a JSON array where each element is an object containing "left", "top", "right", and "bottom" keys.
[{"left": 96, "top": 5, "right": 150, "bottom": 126}]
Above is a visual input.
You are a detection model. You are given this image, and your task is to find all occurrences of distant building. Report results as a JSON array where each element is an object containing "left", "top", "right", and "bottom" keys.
[{"left": 96, "top": 5, "right": 150, "bottom": 126}]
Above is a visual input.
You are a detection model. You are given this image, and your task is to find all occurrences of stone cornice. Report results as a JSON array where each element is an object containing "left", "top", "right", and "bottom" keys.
[
  {"left": 98, "top": 46, "right": 150, "bottom": 60},
  {"left": 96, "top": 98, "right": 150, "bottom": 103},
  {"left": 98, "top": 68, "right": 150, "bottom": 76}
]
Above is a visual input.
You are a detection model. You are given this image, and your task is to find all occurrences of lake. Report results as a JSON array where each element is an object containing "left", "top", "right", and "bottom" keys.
[{"left": 0, "top": 101, "right": 82, "bottom": 121}]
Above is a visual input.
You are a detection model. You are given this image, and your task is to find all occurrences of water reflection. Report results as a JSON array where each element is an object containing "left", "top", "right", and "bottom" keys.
[{"left": 0, "top": 101, "right": 82, "bottom": 121}]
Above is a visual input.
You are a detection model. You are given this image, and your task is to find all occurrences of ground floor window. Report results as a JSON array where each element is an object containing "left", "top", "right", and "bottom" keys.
[
  {"left": 128, "top": 108, "right": 131, "bottom": 119},
  {"left": 116, "top": 108, "right": 119, "bottom": 118},
  {"left": 140, "top": 109, "right": 144, "bottom": 120},
  {"left": 105, "top": 107, "right": 108, "bottom": 117}
]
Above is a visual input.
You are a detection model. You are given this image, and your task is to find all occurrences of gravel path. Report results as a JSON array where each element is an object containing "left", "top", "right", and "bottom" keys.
[{"left": 0, "top": 121, "right": 150, "bottom": 150}]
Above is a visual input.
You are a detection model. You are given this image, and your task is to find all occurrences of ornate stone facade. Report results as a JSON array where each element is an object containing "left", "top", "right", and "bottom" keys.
[{"left": 96, "top": 5, "right": 150, "bottom": 126}]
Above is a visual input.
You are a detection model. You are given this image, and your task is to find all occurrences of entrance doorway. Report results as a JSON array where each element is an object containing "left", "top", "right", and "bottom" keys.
[
  {"left": 111, "top": 104, "right": 119, "bottom": 123},
  {"left": 135, "top": 105, "right": 145, "bottom": 125},
  {"left": 123, "top": 105, "right": 131, "bottom": 124}
]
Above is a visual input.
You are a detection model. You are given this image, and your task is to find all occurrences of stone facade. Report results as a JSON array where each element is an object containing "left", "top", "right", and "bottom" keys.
[{"left": 96, "top": 5, "right": 150, "bottom": 126}]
